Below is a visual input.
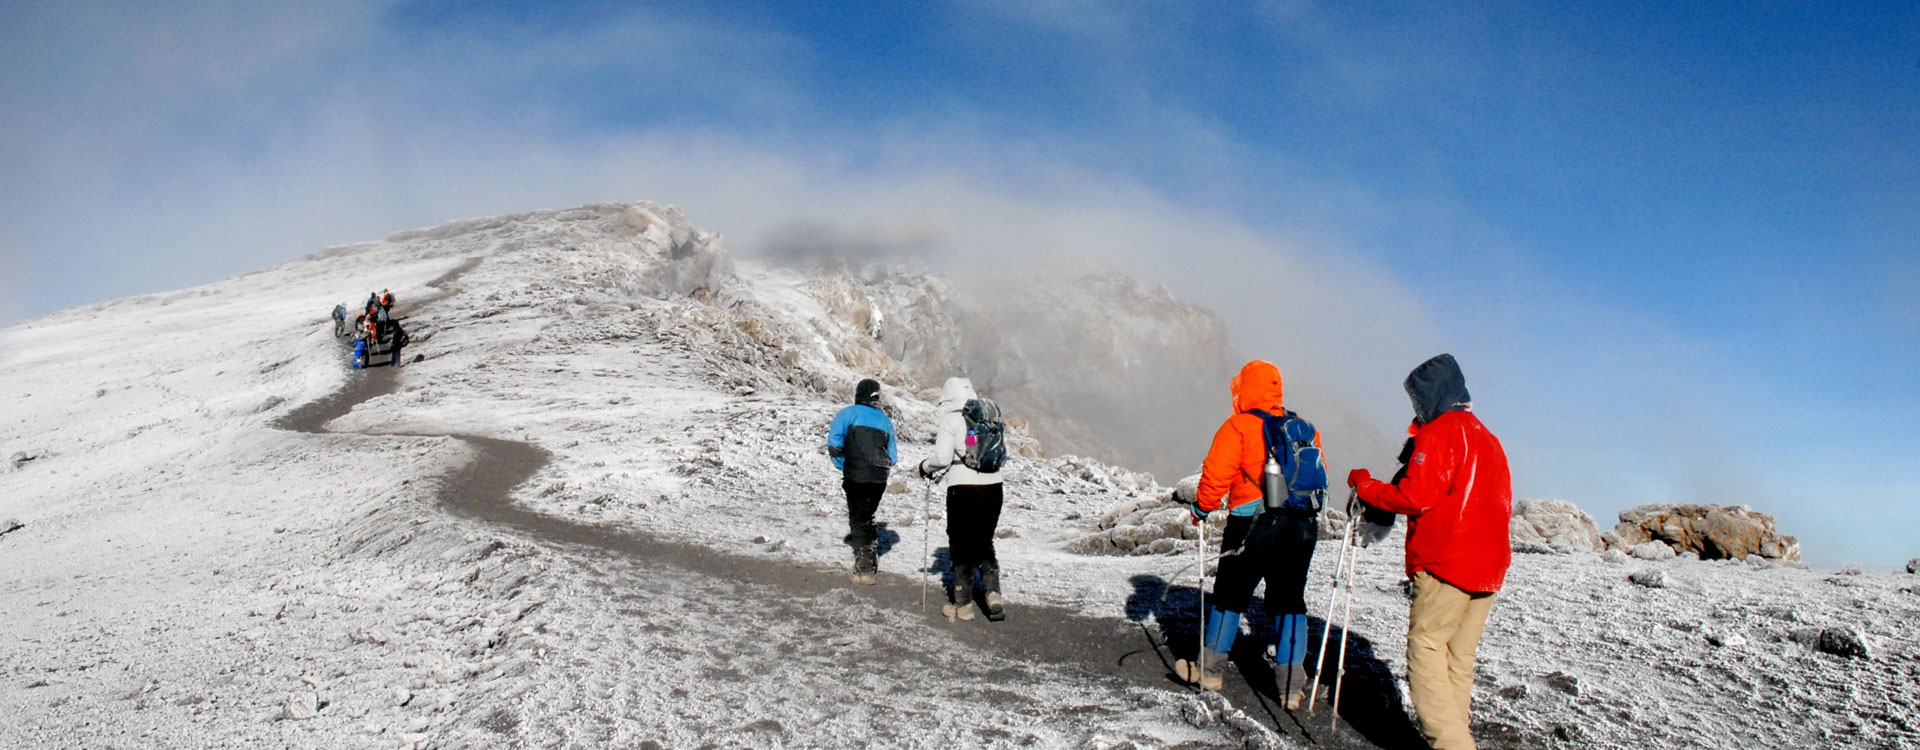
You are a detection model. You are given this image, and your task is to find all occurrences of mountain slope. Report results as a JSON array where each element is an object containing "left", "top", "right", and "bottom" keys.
[{"left": 1, "top": 202, "right": 1914, "bottom": 749}]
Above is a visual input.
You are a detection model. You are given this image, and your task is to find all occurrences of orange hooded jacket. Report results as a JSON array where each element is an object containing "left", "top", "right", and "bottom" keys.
[{"left": 1196, "top": 360, "right": 1323, "bottom": 515}]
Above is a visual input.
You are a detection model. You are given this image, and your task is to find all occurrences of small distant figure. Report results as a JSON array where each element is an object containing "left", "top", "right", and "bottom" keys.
[
  {"left": 826, "top": 378, "right": 896, "bottom": 585},
  {"left": 387, "top": 320, "right": 409, "bottom": 367},
  {"left": 351, "top": 327, "right": 369, "bottom": 369},
  {"left": 331, "top": 304, "right": 348, "bottom": 337},
  {"left": 379, "top": 288, "right": 395, "bottom": 313}
]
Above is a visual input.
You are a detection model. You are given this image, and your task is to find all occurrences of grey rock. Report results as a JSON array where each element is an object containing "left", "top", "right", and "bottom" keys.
[
  {"left": 0, "top": 518, "right": 22, "bottom": 538},
  {"left": 1629, "top": 541, "right": 1675, "bottom": 560},
  {"left": 280, "top": 691, "right": 320, "bottom": 721},
  {"left": 1629, "top": 569, "right": 1668, "bottom": 588},
  {"left": 1509, "top": 499, "right": 1605, "bottom": 553},
  {"left": 8, "top": 452, "right": 33, "bottom": 470},
  {"left": 1544, "top": 671, "right": 1581, "bottom": 696},
  {"left": 1601, "top": 549, "right": 1629, "bottom": 564},
  {"left": 1815, "top": 627, "right": 1870, "bottom": 659},
  {"left": 1908, "top": 557, "right": 1920, "bottom": 575}
]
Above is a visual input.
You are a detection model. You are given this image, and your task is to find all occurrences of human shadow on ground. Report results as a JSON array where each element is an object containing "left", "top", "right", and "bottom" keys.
[
  {"left": 1126, "top": 574, "right": 1427, "bottom": 749},
  {"left": 840, "top": 525, "right": 902, "bottom": 558}
]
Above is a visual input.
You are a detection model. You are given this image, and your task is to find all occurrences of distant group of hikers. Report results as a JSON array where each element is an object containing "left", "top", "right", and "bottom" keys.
[
  {"left": 826, "top": 354, "right": 1511, "bottom": 750},
  {"left": 330, "top": 289, "right": 408, "bottom": 368}
]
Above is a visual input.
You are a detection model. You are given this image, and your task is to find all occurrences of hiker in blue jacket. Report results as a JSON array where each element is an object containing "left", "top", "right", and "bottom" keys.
[{"left": 827, "top": 378, "right": 897, "bottom": 585}]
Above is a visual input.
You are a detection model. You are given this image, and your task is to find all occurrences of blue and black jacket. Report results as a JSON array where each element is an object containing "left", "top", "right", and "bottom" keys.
[{"left": 828, "top": 383, "right": 896, "bottom": 484}]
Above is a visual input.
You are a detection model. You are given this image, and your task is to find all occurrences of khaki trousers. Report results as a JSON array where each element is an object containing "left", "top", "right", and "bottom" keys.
[{"left": 1407, "top": 571, "right": 1496, "bottom": 750}]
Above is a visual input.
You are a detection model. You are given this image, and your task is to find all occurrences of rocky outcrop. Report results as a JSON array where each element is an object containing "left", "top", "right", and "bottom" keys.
[
  {"left": 1607, "top": 504, "right": 1799, "bottom": 561},
  {"left": 1065, "top": 474, "right": 1211, "bottom": 556},
  {"left": 1509, "top": 499, "right": 1604, "bottom": 554},
  {"left": 1065, "top": 494, "right": 1209, "bottom": 556},
  {"left": 1907, "top": 558, "right": 1918, "bottom": 575}
]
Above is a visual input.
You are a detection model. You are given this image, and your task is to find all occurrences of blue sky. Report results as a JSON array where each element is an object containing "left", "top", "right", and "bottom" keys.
[{"left": 3, "top": 0, "right": 1915, "bottom": 567}]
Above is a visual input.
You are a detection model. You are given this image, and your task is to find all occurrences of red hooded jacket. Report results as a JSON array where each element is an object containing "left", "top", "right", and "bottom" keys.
[{"left": 1354, "top": 355, "right": 1511, "bottom": 593}]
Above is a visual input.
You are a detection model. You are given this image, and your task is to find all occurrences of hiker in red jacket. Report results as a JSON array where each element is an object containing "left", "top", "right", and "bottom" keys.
[{"left": 1348, "top": 354, "right": 1511, "bottom": 750}]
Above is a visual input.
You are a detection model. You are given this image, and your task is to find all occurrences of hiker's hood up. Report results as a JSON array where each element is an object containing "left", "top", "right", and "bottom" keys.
[
  {"left": 1230, "top": 360, "right": 1284, "bottom": 414},
  {"left": 938, "top": 377, "right": 978, "bottom": 413},
  {"left": 1405, "top": 353, "right": 1472, "bottom": 426}
]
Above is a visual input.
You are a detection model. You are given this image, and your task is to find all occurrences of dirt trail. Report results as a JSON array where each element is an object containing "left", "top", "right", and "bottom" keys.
[{"left": 276, "top": 256, "right": 1423, "bottom": 749}]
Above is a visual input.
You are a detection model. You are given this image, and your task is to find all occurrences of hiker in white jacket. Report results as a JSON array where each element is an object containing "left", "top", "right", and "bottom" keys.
[{"left": 917, "top": 377, "right": 1008, "bottom": 622}]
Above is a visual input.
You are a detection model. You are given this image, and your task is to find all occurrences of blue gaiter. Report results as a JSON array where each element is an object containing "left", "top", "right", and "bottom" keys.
[
  {"left": 1275, "top": 613, "right": 1309, "bottom": 666},
  {"left": 1204, "top": 606, "right": 1241, "bottom": 654}
]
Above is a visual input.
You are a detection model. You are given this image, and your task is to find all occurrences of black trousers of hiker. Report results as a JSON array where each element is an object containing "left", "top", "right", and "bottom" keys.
[
  {"left": 1210, "top": 510, "right": 1318, "bottom": 615},
  {"left": 843, "top": 479, "right": 885, "bottom": 552},
  {"left": 945, "top": 483, "right": 1004, "bottom": 596}
]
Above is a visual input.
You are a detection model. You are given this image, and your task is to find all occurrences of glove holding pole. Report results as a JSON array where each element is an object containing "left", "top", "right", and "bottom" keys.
[{"left": 1345, "top": 470, "right": 1395, "bottom": 548}]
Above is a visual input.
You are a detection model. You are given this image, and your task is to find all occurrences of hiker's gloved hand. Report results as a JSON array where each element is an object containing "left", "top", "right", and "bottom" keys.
[
  {"left": 1188, "top": 502, "right": 1208, "bottom": 525},
  {"left": 1345, "top": 491, "right": 1370, "bottom": 519},
  {"left": 1346, "top": 468, "right": 1372, "bottom": 489},
  {"left": 917, "top": 460, "right": 943, "bottom": 481}
]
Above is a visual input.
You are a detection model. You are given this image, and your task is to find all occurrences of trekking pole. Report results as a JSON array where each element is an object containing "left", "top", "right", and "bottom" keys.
[
  {"left": 921, "top": 480, "right": 934, "bottom": 612},
  {"left": 1307, "top": 493, "right": 1358, "bottom": 714},
  {"left": 1330, "top": 516, "right": 1362, "bottom": 730},
  {"left": 1196, "top": 506, "right": 1209, "bottom": 689}
]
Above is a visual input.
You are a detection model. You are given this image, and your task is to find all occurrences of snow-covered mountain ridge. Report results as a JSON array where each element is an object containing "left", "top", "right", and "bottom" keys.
[{"left": 2, "top": 202, "right": 1915, "bottom": 749}]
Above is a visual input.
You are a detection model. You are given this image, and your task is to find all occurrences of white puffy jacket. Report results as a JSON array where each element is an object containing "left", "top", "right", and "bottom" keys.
[{"left": 918, "top": 377, "right": 1003, "bottom": 487}]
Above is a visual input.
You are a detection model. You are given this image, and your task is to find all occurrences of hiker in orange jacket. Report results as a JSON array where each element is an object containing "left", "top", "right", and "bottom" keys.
[
  {"left": 1349, "top": 353, "right": 1512, "bottom": 750},
  {"left": 1174, "top": 360, "right": 1328, "bottom": 707}
]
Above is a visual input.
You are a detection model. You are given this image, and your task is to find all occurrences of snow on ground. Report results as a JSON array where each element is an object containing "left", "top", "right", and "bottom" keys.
[{"left": 2, "top": 201, "right": 1915, "bottom": 749}]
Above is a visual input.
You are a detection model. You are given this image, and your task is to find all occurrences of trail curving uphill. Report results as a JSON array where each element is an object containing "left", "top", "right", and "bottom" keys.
[{"left": 276, "top": 257, "right": 1421, "bottom": 749}]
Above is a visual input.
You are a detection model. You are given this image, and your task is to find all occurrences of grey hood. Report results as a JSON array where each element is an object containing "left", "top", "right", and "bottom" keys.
[{"left": 1405, "top": 354, "right": 1472, "bottom": 426}]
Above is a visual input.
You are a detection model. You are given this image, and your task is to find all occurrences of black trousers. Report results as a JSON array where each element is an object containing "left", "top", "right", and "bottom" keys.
[
  {"left": 945, "top": 483, "right": 1004, "bottom": 591},
  {"left": 1210, "top": 511, "right": 1318, "bottom": 615},
  {"left": 843, "top": 480, "right": 885, "bottom": 551}
]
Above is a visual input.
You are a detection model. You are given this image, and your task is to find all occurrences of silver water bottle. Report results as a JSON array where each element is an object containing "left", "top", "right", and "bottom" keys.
[{"left": 1263, "top": 453, "right": 1284, "bottom": 510}]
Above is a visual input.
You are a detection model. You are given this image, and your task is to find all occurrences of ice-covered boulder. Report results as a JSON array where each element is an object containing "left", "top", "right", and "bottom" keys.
[
  {"left": 1509, "top": 498, "right": 1604, "bottom": 554},
  {"left": 1611, "top": 504, "right": 1799, "bottom": 561},
  {"left": 1906, "top": 557, "right": 1919, "bottom": 575},
  {"left": 1067, "top": 486, "right": 1218, "bottom": 556}
]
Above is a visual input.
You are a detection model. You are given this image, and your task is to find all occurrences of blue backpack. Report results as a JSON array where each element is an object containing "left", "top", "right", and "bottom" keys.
[
  {"left": 1249, "top": 409, "right": 1328, "bottom": 513},
  {"left": 960, "top": 398, "right": 1007, "bottom": 473}
]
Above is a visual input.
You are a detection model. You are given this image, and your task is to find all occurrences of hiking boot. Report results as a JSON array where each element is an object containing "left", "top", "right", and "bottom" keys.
[
  {"left": 983, "top": 592, "right": 1006, "bottom": 622},
  {"left": 943, "top": 576, "right": 976, "bottom": 622},
  {"left": 850, "top": 546, "right": 877, "bottom": 585},
  {"left": 1173, "top": 649, "right": 1229, "bottom": 692},
  {"left": 1279, "top": 662, "right": 1310, "bottom": 709}
]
